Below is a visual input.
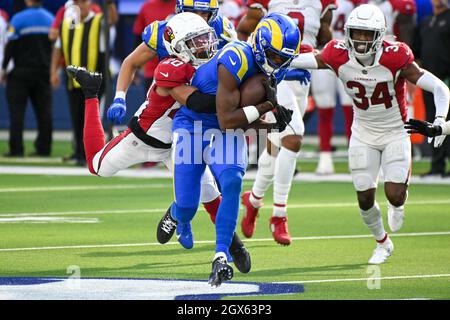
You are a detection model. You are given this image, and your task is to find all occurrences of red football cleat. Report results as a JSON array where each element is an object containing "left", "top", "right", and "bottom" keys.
[
  {"left": 241, "top": 191, "right": 260, "bottom": 238},
  {"left": 270, "top": 216, "right": 291, "bottom": 245}
]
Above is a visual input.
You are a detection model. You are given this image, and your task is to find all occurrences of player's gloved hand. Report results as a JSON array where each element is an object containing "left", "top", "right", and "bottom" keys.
[
  {"left": 107, "top": 98, "right": 127, "bottom": 124},
  {"left": 430, "top": 117, "right": 447, "bottom": 148},
  {"left": 272, "top": 104, "right": 293, "bottom": 132},
  {"left": 261, "top": 75, "right": 278, "bottom": 107},
  {"left": 405, "top": 118, "right": 445, "bottom": 148},
  {"left": 283, "top": 68, "right": 311, "bottom": 85}
]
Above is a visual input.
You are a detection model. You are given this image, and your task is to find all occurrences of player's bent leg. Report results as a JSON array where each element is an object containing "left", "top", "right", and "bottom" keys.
[
  {"left": 269, "top": 135, "right": 302, "bottom": 245},
  {"left": 382, "top": 138, "right": 411, "bottom": 232},
  {"left": 83, "top": 98, "right": 105, "bottom": 175},
  {"left": 241, "top": 145, "right": 276, "bottom": 238}
]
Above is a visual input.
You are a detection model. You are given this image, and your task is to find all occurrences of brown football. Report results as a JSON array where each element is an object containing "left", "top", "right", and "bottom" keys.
[{"left": 239, "top": 73, "right": 268, "bottom": 108}]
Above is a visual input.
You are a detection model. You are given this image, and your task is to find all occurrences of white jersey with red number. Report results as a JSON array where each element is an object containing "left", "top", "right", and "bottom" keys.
[
  {"left": 332, "top": 0, "right": 356, "bottom": 40},
  {"left": 247, "top": 0, "right": 337, "bottom": 49},
  {"left": 370, "top": 0, "right": 416, "bottom": 39},
  {"left": 134, "top": 57, "right": 196, "bottom": 144},
  {"left": 321, "top": 39, "right": 414, "bottom": 146},
  {"left": 267, "top": 0, "right": 337, "bottom": 48}
]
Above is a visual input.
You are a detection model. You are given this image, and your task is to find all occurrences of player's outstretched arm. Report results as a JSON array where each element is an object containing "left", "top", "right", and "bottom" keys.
[
  {"left": 317, "top": 10, "right": 333, "bottom": 47},
  {"left": 290, "top": 52, "right": 329, "bottom": 70},
  {"left": 236, "top": 7, "right": 264, "bottom": 41},
  {"left": 216, "top": 65, "right": 273, "bottom": 130},
  {"left": 401, "top": 62, "right": 450, "bottom": 147}
]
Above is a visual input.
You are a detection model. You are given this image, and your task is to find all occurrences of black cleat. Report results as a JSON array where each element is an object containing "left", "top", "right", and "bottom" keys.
[
  {"left": 157, "top": 206, "right": 177, "bottom": 244},
  {"left": 66, "top": 65, "right": 102, "bottom": 99},
  {"left": 229, "top": 232, "right": 251, "bottom": 273},
  {"left": 208, "top": 256, "right": 233, "bottom": 287}
]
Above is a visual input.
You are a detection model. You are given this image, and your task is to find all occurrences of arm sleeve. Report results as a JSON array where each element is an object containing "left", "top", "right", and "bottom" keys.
[
  {"left": 416, "top": 71, "right": 450, "bottom": 119},
  {"left": 186, "top": 91, "right": 217, "bottom": 113}
]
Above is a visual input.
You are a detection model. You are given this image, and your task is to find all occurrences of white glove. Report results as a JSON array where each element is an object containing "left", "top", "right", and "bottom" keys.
[
  {"left": 220, "top": 18, "right": 238, "bottom": 43},
  {"left": 429, "top": 117, "right": 447, "bottom": 148}
]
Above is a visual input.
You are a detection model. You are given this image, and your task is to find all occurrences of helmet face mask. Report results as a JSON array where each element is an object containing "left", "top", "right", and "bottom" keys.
[
  {"left": 344, "top": 4, "right": 386, "bottom": 59},
  {"left": 164, "top": 12, "right": 218, "bottom": 66}
]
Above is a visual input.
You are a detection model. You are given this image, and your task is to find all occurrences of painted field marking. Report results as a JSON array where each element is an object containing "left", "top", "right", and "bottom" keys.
[
  {"left": 1, "top": 199, "right": 450, "bottom": 217},
  {"left": 0, "top": 184, "right": 172, "bottom": 193},
  {"left": 277, "top": 273, "right": 450, "bottom": 284},
  {"left": 0, "top": 217, "right": 99, "bottom": 224},
  {"left": 0, "top": 231, "right": 449, "bottom": 252}
]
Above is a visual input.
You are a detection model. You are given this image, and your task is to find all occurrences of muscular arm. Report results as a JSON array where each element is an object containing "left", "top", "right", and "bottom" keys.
[
  {"left": 216, "top": 65, "right": 273, "bottom": 130},
  {"left": 236, "top": 7, "right": 264, "bottom": 41},
  {"left": 116, "top": 43, "right": 156, "bottom": 93},
  {"left": 317, "top": 10, "right": 333, "bottom": 47},
  {"left": 290, "top": 52, "right": 329, "bottom": 70},
  {"left": 402, "top": 62, "right": 450, "bottom": 119}
]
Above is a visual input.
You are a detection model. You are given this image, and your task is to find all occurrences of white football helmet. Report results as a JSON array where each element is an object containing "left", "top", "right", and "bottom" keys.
[
  {"left": 344, "top": 4, "right": 386, "bottom": 59},
  {"left": 163, "top": 12, "right": 218, "bottom": 66}
]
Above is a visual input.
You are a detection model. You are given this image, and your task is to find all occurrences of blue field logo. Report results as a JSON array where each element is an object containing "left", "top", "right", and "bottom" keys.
[{"left": 0, "top": 277, "right": 303, "bottom": 300}]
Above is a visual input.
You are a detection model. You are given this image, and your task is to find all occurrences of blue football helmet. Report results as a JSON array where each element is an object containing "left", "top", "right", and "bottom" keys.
[
  {"left": 251, "top": 13, "right": 301, "bottom": 76},
  {"left": 175, "top": 0, "right": 219, "bottom": 24}
]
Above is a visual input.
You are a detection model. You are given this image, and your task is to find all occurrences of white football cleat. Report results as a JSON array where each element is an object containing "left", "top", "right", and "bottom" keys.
[
  {"left": 315, "top": 152, "right": 334, "bottom": 175},
  {"left": 368, "top": 237, "right": 394, "bottom": 264}
]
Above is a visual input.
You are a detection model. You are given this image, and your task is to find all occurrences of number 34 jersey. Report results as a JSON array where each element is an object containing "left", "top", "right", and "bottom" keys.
[{"left": 321, "top": 39, "right": 415, "bottom": 146}]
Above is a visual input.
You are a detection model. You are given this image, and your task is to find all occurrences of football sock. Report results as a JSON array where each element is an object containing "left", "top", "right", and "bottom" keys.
[
  {"left": 318, "top": 108, "right": 334, "bottom": 152},
  {"left": 342, "top": 105, "right": 353, "bottom": 142},
  {"left": 273, "top": 147, "right": 298, "bottom": 217},
  {"left": 215, "top": 169, "right": 243, "bottom": 255},
  {"left": 84, "top": 98, "right": 105, "bottom": 174},
  {"left": 203, "top": 195, "right": 221, "bottom": 224},
  {"left": 250, "top": 149, "right": 275, "bottom": 207},
  {"left": 359, "top": 202, "right": 386, "bottom": 242}
]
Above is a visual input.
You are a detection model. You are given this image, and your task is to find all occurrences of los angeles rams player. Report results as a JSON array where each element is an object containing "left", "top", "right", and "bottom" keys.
[{"left": 163, "top": 13, "right": 303, "bottom": 286}]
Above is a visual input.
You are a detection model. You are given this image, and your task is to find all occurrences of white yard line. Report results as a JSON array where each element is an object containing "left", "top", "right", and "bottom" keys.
[
  {"left": 1, "top": 199, "right": 450, "bottom": 217},
  {"left": 0, "top": 231, "right": 449, "bottom": 252},
  {"left": 0, "top": 184, "right": 172, "bottom": 193},
  {"left": 276, "top": 273, "right": 450, "bottom": 284}
]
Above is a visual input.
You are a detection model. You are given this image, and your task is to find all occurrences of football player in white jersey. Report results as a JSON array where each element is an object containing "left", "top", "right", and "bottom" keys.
[
  {"left": 236, "top": 0, "right": 336, "bottom": 245},
  {"left": 291, "top": 4, "right": 449, "bottom": 263},
  {"left": 311, "top": 0, "right": 362, "bottom": 175}
]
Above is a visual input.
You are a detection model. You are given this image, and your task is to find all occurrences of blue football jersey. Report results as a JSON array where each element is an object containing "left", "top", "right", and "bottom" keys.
[
  {"left": 175, "top": 40, "right": 262, "bottom": 130},
  {"left": 141, "top": 15, "right": 235, "bottom": 60}
]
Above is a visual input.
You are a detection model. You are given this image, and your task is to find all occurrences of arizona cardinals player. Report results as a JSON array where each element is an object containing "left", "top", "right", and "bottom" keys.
[
  {"left": 237, "top": 0, "right": 336, "bottom": 245},
  {"left": 291, "top": 4, "right": 449, "bottom": 264}
]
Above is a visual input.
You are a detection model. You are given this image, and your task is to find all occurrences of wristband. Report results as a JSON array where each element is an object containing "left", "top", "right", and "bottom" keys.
[
  {"left": 242, "top": 105, "right": 260, "bottom": 124},
  {"left": 115, "top": 91, "right": 126, "bottom": 100}
]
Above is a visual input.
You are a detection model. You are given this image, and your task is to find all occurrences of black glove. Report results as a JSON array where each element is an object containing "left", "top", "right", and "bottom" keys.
[
  {"left": 272, "top": 104, "right": 293, "bottom": 132},
  {"left": 261, "top": 75, "right": 278, "bottom": 107},
  {"left": 404, "top": 119, "right": 442, "bottom": 137},
  {"left": 66, "top": 65, "right": 102, "bottom": 99}
]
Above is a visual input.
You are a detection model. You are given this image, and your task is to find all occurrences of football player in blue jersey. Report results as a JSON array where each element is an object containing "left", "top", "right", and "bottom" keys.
[{"left": 161, "top": 13, "right": 308, "bottom": 286}]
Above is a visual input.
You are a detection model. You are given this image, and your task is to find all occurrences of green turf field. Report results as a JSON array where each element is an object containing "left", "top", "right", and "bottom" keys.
[{"left": 0, "top": 173, "right": 449, "bottom": 300}]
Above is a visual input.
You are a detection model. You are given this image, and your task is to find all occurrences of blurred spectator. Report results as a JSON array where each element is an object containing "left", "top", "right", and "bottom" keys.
[
  {"left": 219, "top": 0, "right": 246, "bottom": 28},
  {"left": 415, "top": 0, "right": 433, "bottom": 25},
  {"left": 133, "top": 0, "right": 176, "bottom": 93},
  {"left": 413, "top": 0, "right": 450, "bottom": 177},
  {"left": 50, "top": 0, "right": 106, "bottom": 166},
  {"left": 49, "top": 0, "right": 117, "bottom": 41},
  {"left": 0, "top": 10, "right": 7, "bottom": 81},
  {"left": 1, "top": 0, "right": 54, "bottom": 157}
]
